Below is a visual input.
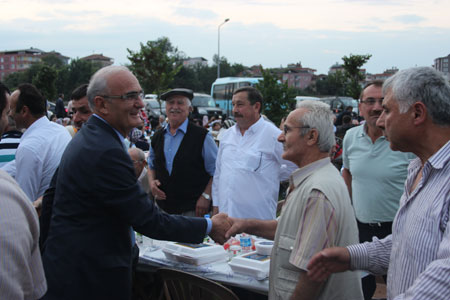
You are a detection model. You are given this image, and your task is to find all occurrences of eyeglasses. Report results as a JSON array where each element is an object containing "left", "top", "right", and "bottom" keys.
[
  {"left": 101, "top": 91, "right": 144, "bottom": 101},
  {"left": 283, "top": 124, "right": 310, "bottom": 135},
  {"left": 360, "top": 98, "right": 384, "bottom": 106},
  {"left": 131, "top": 159, "right": 144, "bottom": 164}
]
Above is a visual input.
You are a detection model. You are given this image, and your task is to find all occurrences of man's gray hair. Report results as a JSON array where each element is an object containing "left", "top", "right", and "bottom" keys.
[
  {"left": 87, "top": 66, "right": 131, "bottom": 110},
  {"left": 296, "top": 100, "right": 335, "bottom": 153},
  {"left": 129, "top": 147, "right": 145, "bottom": 162},
  {"left": 383, "top": 67, "right": 450, "bottom": 126}
]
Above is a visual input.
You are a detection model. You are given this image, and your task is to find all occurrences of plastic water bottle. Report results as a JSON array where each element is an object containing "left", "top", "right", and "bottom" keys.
[{"left": 239, "top": 234, "right": 252, "bottom": 253}]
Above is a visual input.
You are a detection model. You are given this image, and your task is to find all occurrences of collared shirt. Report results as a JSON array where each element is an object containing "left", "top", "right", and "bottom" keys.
[
  {"left": 348, "top": 141, "right": 450, "bottom": 300},
  {"left": 287, "top": 158, "right": 337, "bottom": 270},
  {"left": 212, "top": 116, "right": 297, "bottom": 220},
  {"left": 343, "top": 124, "right": 414, "bottom": 223},
  {"left": 0, "top": 130, "right": 22, "bottom": 167},
  {"left": 0, "top": 170, "right": 47, "bottom": 299},
  {"left": 14, "top": 116, "right": 71, "bottom": 202},
  {"left": 148, "top": 118, "right": 217, "bottom": 175}
]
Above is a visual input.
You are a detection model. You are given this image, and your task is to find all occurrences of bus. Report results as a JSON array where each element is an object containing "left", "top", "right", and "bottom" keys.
[{"left": 211, "top": 77, "right": 263, "bottom": 117}]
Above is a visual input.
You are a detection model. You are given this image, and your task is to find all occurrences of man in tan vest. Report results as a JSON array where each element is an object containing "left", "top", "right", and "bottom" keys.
[{"left": 225, "top": 101, "right": 363, "bottom": 300}]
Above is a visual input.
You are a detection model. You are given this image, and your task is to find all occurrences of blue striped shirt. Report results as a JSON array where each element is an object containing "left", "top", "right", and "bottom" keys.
[{"left": 348, "top": 140, "right": 450, "bottom": 300}]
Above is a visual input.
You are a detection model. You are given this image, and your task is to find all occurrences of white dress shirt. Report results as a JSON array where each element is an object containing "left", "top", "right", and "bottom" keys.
[
  {"left": 212, "top": 117, "right": 297, "bottom": 220},
  {"left": 14, "top": 116, "right": 71, "bottom": 202}
]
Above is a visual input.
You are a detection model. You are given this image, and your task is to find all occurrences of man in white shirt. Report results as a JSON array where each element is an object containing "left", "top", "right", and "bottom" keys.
[
  {"left": 212, "top": 87, "right": 296, "bottom": 220},
  {"left": 6, "top": 84, "right": 71, "bottom": 202}
]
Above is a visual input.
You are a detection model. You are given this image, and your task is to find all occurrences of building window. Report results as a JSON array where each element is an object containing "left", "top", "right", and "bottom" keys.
[
  {"left": 11, "top": 57, "right": 14, "bottom": 62},
  {"left": 0, "top": 58, "right": 3, "bottom": 62},
  {"left": 11, "top": 64, "right": 15, "bottom": 69}
]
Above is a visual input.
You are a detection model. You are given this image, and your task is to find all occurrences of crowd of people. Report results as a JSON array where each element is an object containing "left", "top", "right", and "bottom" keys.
[{"left": 0, "top": 65, "right": 448, "bottom": 300}]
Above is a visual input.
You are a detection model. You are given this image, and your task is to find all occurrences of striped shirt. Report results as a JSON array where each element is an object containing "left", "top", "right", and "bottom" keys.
[
  {"left": 0, "top": 130, "right": 22, "bottom": 167},
  {"left": 348, "top": 140, "right": 450, "bottom": 300}
]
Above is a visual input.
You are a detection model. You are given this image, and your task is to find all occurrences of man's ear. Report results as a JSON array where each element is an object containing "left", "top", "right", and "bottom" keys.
[
  {"left": 254, "top": 101, "right": 261, "bottom": 113},
  {"left": 306, "top": 128, "right": 319, "bottom": 146},
  {"left": 412, "top": 102, "right": 427, "bottom": 126},
  {"left": 94, "top": 96, "right": 109, "bottom": 115}
]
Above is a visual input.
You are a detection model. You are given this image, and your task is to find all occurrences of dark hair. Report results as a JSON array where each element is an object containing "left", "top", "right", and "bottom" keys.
[
  {"left": 359, "top": 80, "right": 383, "bottom": 101},
  {"left": 233, "top": 86, "right": 263, "bottom": 112},
  {"left": 342, "top": 115, "right": 352, "bottom": 124},
  {"left": 16, "top": 84, "right": 46, "bottom": 117},
  {"left": 71, "top": 84, "right": 88, "bottom": 101},
  {"left": 0, "top": 81, "right": 10, "bottom": 115}
]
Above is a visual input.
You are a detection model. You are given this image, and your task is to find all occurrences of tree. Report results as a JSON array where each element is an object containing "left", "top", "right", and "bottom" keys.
[
  {"left": 32, "top": 65, "right": 57, "bottom": 101},
  {"left": 255, "top": 66, "right": 296, "bottom": 126},
  {"left": 127, "top": 37, "right": 182, "bottom": 97},
  {"left": 342, "top": 54, "right": 371, "bottom": 99}
]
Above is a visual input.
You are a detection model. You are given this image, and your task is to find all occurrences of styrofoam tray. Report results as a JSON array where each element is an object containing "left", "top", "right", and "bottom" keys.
[
  {"left": 162, "top": 242, "right": 228, "bottom": 265},
  {"left": 228, "top": 251, "right": 270, "bottom": 280}
]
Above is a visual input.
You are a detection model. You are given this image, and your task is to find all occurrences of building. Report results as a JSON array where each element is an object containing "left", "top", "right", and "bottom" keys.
[
  {"left": 0, "top": 47, "right": 69, "bottom": 80},
  {"left": 328, "top": 62, "right": 345, "bottom": 75},
  {"left": 434, "top": 54, "right": 450, "bottom": 79},
  {"left": 282, "top": 63, "right": 316, "bottom": 90},
  {"left": 80, "top": 54, "right": 114, "bottom": 67},
  {"left": 182, "top": 57, "right": 208, "bottom": 68},
  {"left": 365, "top": 67, "right": 398, "bottom": 83}
]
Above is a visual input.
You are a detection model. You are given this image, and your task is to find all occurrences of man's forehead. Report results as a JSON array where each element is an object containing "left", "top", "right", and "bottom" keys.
[
  {"left": 232, "top": 92, "right": 249, "bottom": 102},
  {"left": 362, "top": 84, "right": 382, "bottom": 99},
  {"left": 167, "top": 95, "right": 188, "bottom": 103},
  {"left": 72, "top": 97, "right": 89, "bottom": 106}
]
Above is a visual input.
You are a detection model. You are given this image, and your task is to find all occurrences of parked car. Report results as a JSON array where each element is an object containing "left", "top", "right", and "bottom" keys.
[
  {"left": 191, "top": 93, "right": 222, "bottom": 120},
  {"left": 318, "top": 96, "right": 359, "bottom": 115},
  {"left": 144, "top": 99, "right": 165, "bottom": 121}
]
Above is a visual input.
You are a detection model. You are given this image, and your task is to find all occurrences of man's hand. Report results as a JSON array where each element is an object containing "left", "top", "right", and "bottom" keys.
[
  {"left": 209, "top": 213, "right": 232, "bottom": 244},
  {"left": 195, "top": 195, "right": 210, "bottom": 217},
  {"left": 34, "top": 196, "right": 43, "bottom": 217},
  {"left": 150, "top": 179, "right": 166, "bottom": 200},
  {"left": 212, "top": 206, "right": 219, "bottom": 216},
  {"left": 225, "top": 217, "right": 246, "bottom": 240},
  {"left": 307, "top": 247, "right": 351, "bottom": 282}
]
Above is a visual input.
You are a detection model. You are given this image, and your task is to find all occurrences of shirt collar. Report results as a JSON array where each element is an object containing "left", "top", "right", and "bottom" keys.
[
  {"left": 427, "top": 140, "right": 450, "bottom": 170},
  {"left": 165, "top": 118, "right": 188, "bottom": 135},
  {"left": 234, "top": 115, "right": 263, "bottom": 135},
  {"left": 290, "top": 157, "right": 331, "bottom": 188},
  {"left": 93, "top": 114, "right": 126, "bottom": 145},
  {"left": 21, "top": 116, "right": 49, "bottom": 140},
  {"left": 357, "top": 123, "right": 386, "bottom": 141}
]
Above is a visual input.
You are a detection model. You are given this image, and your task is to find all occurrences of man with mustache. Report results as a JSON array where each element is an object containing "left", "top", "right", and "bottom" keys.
[
  {"left": 341, "top": 80, "right": 413, "bottom": 300},
  {"left": 212, "top": 86, "right": 296, "bottom": 220},
  {"left": 148, "top": 88, "right": 218, "bottom": 216}
]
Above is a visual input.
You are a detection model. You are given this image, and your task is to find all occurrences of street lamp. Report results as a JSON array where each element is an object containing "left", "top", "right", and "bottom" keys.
[{"left": 217, "top": 18, "right": 230, "bottom": 78}]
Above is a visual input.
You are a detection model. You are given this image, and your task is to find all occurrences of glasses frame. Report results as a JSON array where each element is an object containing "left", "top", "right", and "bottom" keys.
[
  {"left": 100, "top": 91, "right": 144, "bottom": 101},
  {"left": 360, "top": 98, "right": 384, "bottom": 106},
  {"left": 283, "top": 124, "right": 311, "bottom": 135}
]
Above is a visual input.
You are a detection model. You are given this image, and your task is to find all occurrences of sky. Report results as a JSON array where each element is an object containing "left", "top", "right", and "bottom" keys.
[{"left": 1, "top": 0, "right": 450, "bottom": 75}]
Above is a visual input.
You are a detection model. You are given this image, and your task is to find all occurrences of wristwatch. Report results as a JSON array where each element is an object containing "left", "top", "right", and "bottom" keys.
[{"left": 202, "top": 192, "right": 211, "bottom": 200}]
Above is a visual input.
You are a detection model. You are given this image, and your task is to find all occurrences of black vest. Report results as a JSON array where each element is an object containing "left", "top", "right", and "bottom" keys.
[{"left": 151, "top": 122, "right": 211, "bottom": 214}]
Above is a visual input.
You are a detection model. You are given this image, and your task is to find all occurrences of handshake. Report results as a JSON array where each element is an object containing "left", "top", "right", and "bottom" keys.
[{"left": 209, "top": 213, "right": 244, "bottom": 244}]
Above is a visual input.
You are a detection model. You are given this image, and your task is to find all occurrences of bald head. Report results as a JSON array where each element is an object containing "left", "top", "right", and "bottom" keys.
[{"left": 128, "top": 147, "right": 147, "bottom": 178}]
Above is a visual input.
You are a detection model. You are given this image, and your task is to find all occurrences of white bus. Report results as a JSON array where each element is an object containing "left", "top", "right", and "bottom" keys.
[{"left": 211, "top": 77, "right": 263, "bottom": 117}]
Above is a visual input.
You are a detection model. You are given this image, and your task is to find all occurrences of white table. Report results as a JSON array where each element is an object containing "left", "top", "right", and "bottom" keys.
[{"left": 137, "top": 239, "right": 269, "bottom": 294}]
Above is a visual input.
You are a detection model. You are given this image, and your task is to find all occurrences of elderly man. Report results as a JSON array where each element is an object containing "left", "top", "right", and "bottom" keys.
[
  {"left": 308, "top": 67, "right": 450, "bottom": 300},
  {"left": 41, "top": 66, "right": 230, "bottom": 300},
  {"left": 0, "top": 81, "right": 47, "bottom": 299},
  {"left": 128, "top": 147, "right": 150, "bottom": 194},
  {"left": 342, "top": 80, "right": 413, "bottom": 299},
  {"left": 148, "top": 88, "right": 217, "bottom": 217},
  {"left": 3, "top": 84, "right": 71, "bottom": 202},
  {"left": 226, "top": 101, "right": 363, "bottom": 299},
  {"left": 212, "top": 86, "right": 296, "bottom": 220}
]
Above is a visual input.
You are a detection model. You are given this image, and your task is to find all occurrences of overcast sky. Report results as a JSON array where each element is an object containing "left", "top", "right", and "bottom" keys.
[{"left": 2, "top": 0, "right": 449, "bottom": 74}]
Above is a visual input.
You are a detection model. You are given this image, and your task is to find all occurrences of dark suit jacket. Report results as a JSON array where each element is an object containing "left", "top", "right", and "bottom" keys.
[{"left": 42, "top": 116, "right": 207, "bottom": 300}]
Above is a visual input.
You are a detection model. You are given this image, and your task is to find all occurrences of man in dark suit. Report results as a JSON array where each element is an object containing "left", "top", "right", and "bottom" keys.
[{"left": 41, "top": 66, "right": 230, "bottom": 300}]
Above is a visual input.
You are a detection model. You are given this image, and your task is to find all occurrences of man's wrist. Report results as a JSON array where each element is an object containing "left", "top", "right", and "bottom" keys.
[{"left": 201, "top": 192, "right": 211, "bottom": 200}]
